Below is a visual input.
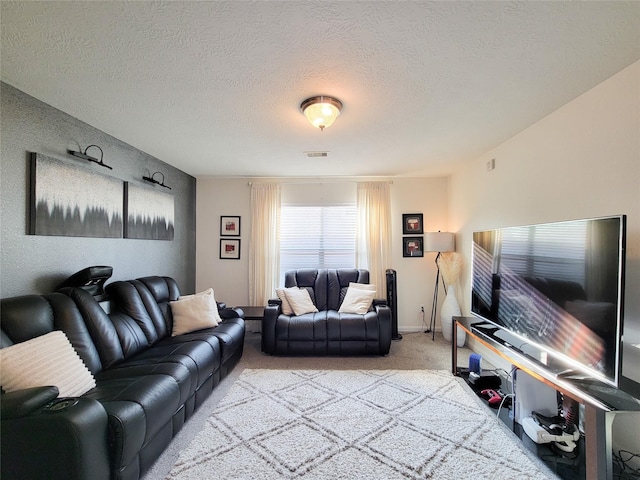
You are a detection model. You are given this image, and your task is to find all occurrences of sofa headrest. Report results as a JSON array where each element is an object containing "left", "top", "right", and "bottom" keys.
[
  {"left": 0, "top": 295, "right": 56, "bottom": 346},
  {"left": 106, "top": 277, "right": 180, "bottom": 349},
  {"left": 137, "top": 276, "right": 180, "bottom": 305},
  {"left": 0, "top": 292, "right": 105, "bottom": 375},
  {"left": 284, "top": 269, "right": 370, "bottom": 311},
  {"left": 285, "top": 269, "right": 319, "bottom": 288},
  {"left": 59, "top": 287, "right": 123, "bottom": 373}
]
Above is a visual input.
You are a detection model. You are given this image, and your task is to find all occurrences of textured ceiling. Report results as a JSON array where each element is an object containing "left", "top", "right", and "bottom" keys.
[{"left": 2, "top": 1, "right": 639, "bottom": 178}]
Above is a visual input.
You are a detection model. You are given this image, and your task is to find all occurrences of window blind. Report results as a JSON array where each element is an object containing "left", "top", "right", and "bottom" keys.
[
  {"left": 280, "top": 204, "right": 357, "bottom": 284},
  {"left": 499, "top": 223, "right": 587, "bottom": 285}
]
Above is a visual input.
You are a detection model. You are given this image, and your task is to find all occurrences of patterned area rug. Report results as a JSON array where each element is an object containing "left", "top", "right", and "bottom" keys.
[{"left": 167, "top": 369, "right": 557, "bottom": 479}]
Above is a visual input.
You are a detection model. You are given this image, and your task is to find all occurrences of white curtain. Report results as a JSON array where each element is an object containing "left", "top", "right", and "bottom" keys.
[
  {"left": 249, "top": 183, "right": 281, "bottom": 305},
  {"left": 356, "top": 182, "right": 392, "bottom": 297}
]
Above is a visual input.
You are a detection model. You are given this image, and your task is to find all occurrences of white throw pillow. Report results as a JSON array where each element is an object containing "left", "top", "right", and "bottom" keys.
[
  {"left": 339, "top": 283, "right": 377, "bottom": 314},
  {"left": 0, "top": 331, "right": 96, "bottom": 397},
  {"left": 283, "top": 287, "right": 319, "bottom": 316},
  {"left": 170, "top": 288, "right": 221, "bottom": 336},
  {"left": 347, "top": 282, "right": 376, "bottom": 292},
  {"left": 275, "top": 287, "right": 294, "bottom": 315}
]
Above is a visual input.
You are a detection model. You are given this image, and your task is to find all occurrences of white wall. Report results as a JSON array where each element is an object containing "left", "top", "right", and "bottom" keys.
[
  {"left": 390, "top": 177, "right": 450, "bottom": 332},
  {"left": 449, "top": 60, "right": 640, "bottom": 453},
  {"left": 449, "top": 60, "right": 639, "bottom": 380},
  {"left": 0, "top": 83, "right": 197, "bottom": 297},
  {"left": 196, "top": 178, "right": 251, "bottom": 304},
  {"left": 195, "top": 176, "right": 450, "bottom": 333}
]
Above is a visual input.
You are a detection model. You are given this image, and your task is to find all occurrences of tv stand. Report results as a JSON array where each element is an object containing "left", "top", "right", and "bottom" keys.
[
  {"left": 554, "top": 369, "right": 594, "bottom": 382},
  {"left": 472, "top": 323, "right": 500, "bottom": 337},
  {"left": 452, "top": 317, "right": 640, "bottom": 480}
]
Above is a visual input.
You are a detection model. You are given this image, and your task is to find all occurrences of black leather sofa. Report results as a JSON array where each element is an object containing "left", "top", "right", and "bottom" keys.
[
  {"left": 0, "top": 276, "right": 245, "bottom": 480},
  {"left": 262, "top": 269, "right": 392, "bottom": 355}
]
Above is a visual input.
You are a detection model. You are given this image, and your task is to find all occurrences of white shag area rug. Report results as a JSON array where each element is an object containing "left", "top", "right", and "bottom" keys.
[{"left": 167, "top": 369, "right": 557, "bottom": 479}]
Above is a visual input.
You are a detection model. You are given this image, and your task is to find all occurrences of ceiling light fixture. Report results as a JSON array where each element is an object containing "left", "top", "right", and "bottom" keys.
[{"left": 300, "top": 96, "right": 343, "bottom": 131}]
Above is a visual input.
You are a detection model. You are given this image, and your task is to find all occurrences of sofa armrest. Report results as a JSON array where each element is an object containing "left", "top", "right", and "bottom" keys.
[
  {"left": 1, "top": 386, "right": 59, "bottom": 419},
  {"left": 1, "top": 396, "right": 110, "bottom": 480},
  {"left": 261, "top": 304, "right": 281, "bottom": 354},
  {"left": 372, "top": 298, "right": 388, "bottom": 307},
  {"left": 374, "top": 303, "right": 393, "bottom": 355},
  {"left": 219, "top": 307, "right": 244, "bottom": 320}
]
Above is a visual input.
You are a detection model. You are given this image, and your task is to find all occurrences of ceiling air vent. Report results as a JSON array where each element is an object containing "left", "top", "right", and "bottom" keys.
[{"left": 304, "top": 151, "right": 329, "bottom": 158}]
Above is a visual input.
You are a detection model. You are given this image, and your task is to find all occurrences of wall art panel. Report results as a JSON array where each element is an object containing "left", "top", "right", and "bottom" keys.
[
  {"left": 125, "top": 182, "right": 174, "bottom": 240},
  {"left": 30, "top": 152, "right": 123, "bottom": 238}
]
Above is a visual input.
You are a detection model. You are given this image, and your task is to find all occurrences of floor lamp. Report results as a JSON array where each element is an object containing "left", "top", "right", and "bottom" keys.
[{"left": 425, "top": 232, "right": 455, "bottom": 340}]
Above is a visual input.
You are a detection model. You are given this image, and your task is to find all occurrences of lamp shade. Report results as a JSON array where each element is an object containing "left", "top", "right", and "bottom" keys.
[
  {"left": 300, "top": 96, "right": 343, "bottom": 130},
  {"left": 425, "top": 232, "right": 455, "bottom": 253}
]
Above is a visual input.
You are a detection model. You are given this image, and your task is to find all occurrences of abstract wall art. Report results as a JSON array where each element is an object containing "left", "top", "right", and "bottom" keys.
[
  {"left": 30, "top": 152, "right": 123, "bottom": 238},
  {"left": 124, "top": 182, "right": 175, "bottom": 240}
]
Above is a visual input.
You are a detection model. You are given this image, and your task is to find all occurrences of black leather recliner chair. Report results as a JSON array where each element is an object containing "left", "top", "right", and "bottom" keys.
[{"left": 262, "top": 269, "right": 392, "bottom": 356}]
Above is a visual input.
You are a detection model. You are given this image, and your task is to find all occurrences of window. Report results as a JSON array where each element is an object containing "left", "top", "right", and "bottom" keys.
[
  {"left": 279, "top": 204, "right": 357, "bottom": 284},
  {"left": 278, "top": 183, "right": 358, "bottom": 285}
]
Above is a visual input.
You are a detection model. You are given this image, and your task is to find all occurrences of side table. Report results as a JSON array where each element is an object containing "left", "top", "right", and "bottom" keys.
[{"left": 235, "top": 305, "right": 264, "bottom": 334}]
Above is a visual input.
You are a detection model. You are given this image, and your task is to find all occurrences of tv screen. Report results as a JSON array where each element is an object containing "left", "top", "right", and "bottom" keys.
[{"left": 471, "top": 215, "right": 626, "bottom": 387}]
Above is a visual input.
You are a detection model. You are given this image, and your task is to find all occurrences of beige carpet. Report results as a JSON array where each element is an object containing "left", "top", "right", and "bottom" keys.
[
  {"left": 142, "top": 332, "right": 488, "bottom": 479},
  {"left": 165, "top": 369, "right": 557, "bottom": 479}
]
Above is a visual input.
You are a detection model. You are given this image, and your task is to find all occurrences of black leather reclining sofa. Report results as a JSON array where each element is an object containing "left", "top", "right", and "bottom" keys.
[
  {"left": 262, "top": 269, "right": 392, "bottom": 355},
  {"left": 0, "top": 276, "right": 245, "bottom": 480}
]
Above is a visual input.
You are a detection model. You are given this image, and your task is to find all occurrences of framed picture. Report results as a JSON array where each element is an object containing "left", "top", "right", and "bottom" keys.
[
  {"left": 220, "top": 216, "right": 240, "bottom": 236},
  {"left": 403, "top": 236, "right": 424, "bottom": 257},
  {"left": 125, "top": 183, "right": 174, "bottom": 240},
  {"left": 402, "top": 213, "right": 423, "bottom": 234},
  {"left": 30, "top": 152, "right": 124, "bottom": 238},
  {"left": 220, "top": 238, "right": 241, "bottom": 259}
]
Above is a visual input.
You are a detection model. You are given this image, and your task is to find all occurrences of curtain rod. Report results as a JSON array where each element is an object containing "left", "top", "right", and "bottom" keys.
[{"left": 247, "top": 180, "right": 393, "bottom": 186}]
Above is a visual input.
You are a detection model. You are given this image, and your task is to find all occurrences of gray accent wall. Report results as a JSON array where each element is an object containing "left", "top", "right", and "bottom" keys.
[{"left": 1, "top": 83, "right": 196, "bottom": 297}]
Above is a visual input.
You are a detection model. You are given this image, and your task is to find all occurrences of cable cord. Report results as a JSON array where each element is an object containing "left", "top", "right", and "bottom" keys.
[
  {"left": 496, "top": 393, "right": 514, "bottom": 419},
  {"left": 495, "top": 366, "right": 518, "bottom": 428},
  {"left": 613, "top": 449, "right": 640, "bottom": 479}
]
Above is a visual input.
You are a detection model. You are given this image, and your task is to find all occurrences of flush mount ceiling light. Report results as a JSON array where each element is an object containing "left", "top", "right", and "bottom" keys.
[{"left": 300, "top": 96, "right": 343, "bottom": 131}]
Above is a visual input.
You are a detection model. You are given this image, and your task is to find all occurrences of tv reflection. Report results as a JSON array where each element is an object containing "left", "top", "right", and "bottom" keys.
[{"left": 472, "top": 242, "right": 613, "bottom": 379}]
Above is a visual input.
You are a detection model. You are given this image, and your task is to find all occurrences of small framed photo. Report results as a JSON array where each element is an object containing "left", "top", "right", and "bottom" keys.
[
  {"left": 220, "top": 216, "right": 240, "bottom": 236},
  {"left": 403, "top": 236, "right": 424, "bottom": 257},
  {"left": 220, "top": 238, "right": 241, "bottom": 259},
  {"left": 403, "top": 213, "right": 423, "bottom": 234}
]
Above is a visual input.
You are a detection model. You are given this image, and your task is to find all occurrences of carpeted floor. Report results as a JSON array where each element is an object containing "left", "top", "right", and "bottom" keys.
[
  {"left": 165, "top": 369, "right": 557, "bottom": 479},
  {"left": 142, "top": 332, "right": 502, "bottom": 479}
]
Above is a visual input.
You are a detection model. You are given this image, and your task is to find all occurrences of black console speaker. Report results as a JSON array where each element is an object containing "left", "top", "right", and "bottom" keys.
[{"left": 386, "top": 269, "right": 402, "bottom": 340}]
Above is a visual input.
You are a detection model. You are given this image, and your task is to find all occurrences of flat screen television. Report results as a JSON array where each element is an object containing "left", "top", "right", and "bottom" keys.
[{"left": 471, "top": 215, "right": 626, "bottom": 387}]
